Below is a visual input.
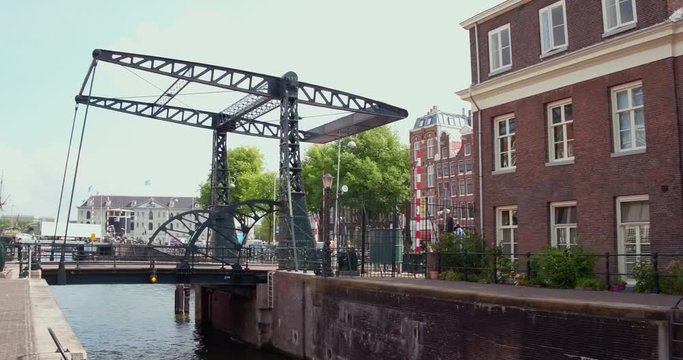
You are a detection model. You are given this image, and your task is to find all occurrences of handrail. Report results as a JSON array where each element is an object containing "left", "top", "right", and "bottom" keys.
[{"left": 48, "top": 327, "right": 70, "bottom": 360}]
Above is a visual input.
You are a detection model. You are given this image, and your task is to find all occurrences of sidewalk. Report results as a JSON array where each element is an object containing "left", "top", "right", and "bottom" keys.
[
  {"left": 363, "top": 276, "right": 683, "bottom": 318},
  {"left": 0, "top": 262, "right": 87, "bottom": 360},
  {"left": 0, "top": 264, "right": 33, "bottom": 360}
]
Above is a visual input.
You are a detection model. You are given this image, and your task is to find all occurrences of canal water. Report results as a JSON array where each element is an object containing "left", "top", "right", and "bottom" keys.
[{"left": 51, "top": 284, "right": 291, "bottom": 360}]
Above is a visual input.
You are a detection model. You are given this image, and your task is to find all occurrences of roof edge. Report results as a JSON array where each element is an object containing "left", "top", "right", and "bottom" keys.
[{"left": 460, "top": 0, "right": 532, "bottom": 30}]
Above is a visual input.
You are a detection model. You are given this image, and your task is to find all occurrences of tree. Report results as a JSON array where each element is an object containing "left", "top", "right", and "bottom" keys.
[
  {"left": 197, "top": 146, "right": 276, "bottom": 209},
  {"left": 302, "top": 126, "right": 410, "bottom": 225}
]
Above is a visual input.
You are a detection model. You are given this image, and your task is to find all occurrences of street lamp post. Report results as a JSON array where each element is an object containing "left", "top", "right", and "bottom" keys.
[
  {"left": 334, "top": 140, "right": 355, "bottom": 248},
  {"left": 322, "top": 173, "right": 333, "bottom": 277}
]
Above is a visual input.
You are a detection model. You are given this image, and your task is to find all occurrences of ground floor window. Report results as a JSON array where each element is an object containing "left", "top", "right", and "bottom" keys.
[
  {"left": 550, "top": 201, "right": 577, "bottom": 248},
  {"left": 617, "top": 195, "right": 649, "bottom": 275},
  {"left": 496, "top": 206, "right": 518, "bottom": 261}
]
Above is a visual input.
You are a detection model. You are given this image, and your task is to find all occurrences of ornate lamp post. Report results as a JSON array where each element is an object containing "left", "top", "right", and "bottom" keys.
[
  {"left": 334, "top": 140, "right": 355, "bottom": 247},
  {"left": 322, "top": 173, "right": 333, "bottom": 277}
]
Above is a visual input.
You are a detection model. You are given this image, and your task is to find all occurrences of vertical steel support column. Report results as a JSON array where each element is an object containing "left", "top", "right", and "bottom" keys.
[
  {"left": 211, "top": 130, "right": 230, "bottom": 208},
  {"left": 210, "top": 129, "right": 237, "bottom": 260},
  {"left": 277, "top": 71, "right": 314, "bottom": 270}
]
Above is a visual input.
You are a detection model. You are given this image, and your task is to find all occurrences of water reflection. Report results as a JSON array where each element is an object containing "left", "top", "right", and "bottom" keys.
[{"left": 50, "top": 284, "right": 290, "bottom": 360}]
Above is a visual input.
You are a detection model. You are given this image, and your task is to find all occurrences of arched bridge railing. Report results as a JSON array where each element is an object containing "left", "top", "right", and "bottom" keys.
[{"left": 148, "top": 199, "right": 279, "bottom": 268}]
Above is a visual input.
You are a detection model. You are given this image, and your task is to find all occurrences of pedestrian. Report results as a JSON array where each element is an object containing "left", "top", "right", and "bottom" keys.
[{"left": 454, "top": 223, "right": 465, "bottom": 237}]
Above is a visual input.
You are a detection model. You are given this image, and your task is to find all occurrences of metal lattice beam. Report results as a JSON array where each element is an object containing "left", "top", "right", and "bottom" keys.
[{"left": 74, "top": 95, "right": 313, "bottom": 140}]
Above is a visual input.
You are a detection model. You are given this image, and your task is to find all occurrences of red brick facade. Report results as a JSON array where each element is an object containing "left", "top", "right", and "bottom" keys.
[
  {"left": 460, "top": 0, "right": 683, "bottom": 259},
  {"left": 409, "top": 107, "right": 474, "bottom": 244}
]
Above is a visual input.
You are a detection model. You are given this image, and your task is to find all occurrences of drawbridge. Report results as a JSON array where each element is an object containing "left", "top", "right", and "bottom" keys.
[{"left": 71, "top": 49, "right": 408, "bottom": 273}]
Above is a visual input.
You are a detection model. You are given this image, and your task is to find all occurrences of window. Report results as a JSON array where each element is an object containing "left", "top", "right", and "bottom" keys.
[
  {"left": 450, "top": 181, "right": 457, "bottom": 196},
  {"left": 427, "top": 138, "right": 434, "bottom": 159},
  {"left": 464, "top": 143, "right": 471, "bottom": 156},
  {"left": 489, "top": 24, "right": 512, "bottom": 73},
  {"left": 441, "top": 147, "right": 448, "bottom": 158},
  {"left": 149, "top": 211, "right": 154, "bottom": 220},
  {"left": 494, "top": 115, "right": 516, "bottom": 171},
  {"left": 130, "top": 222, "right": 135, "bottom": 231},
  {"left": 465, "top": 159, "right": 473, "bottom": 173},
  {"left": 427, "top": 165, "right": 434, "bottom": 187},
  {"left": 148, "top": 222, "right": 153, "bottom": 230},
  {"left": 450, "top": 161, "right": 456, "bottom": 176},
  {"left": 467, "top": 203, "right": 475, "bottom": 219},
  {"left": 612, "top": 82, "right": 644, "bottom": 153},
  {"left": 414, "top": 167, "right": 420, "bottom": 189},
  {"left": 497, "top": 206, "right": 518, "bottom": 260},
  {"left": 617, "top": 195, "right": 649, "bottom": 275},
  {"left": 550, "top": 201, "right": 577, "bottom": 248},
  {"left": 413, "top": 142, "right": 420, "bottom": 160},
  {"left": 458, "top": 160, "right": 465, "bottom": 174},
  {"left": 428, "top": 196, "right": 436, "bottom": 217},
  {"left": 437, "top": 163, "right": 443, "bottom": 178},
  {"left": 466, "top": 178, "right": 473, "bottom": 195},
  {"left": 459, "top": 180, "right": 465, "bottom": 196},
  {"left": 547, "top": 100, "right": 574, "bottom": 162},
  {"left": 602, "top": 0, "right": 636, "bottom": 33},
  {"left": 443, "top": 162, "right": 450, "bottom": 177},
  {"left": 539, "top": 1, "right": 568, "bottom": 54},
  {"left": 86, "top": 211, "right": 91, "bottom": 220}
]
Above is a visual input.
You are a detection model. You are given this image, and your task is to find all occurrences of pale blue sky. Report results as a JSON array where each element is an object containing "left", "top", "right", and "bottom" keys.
[{"left": 0, "top": 0, "right": 499, "bottom": 218}]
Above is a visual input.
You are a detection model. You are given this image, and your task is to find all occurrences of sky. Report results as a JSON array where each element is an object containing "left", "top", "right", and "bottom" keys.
[{"left": 0, "top": 0, "right": 500, "bottom": 219}]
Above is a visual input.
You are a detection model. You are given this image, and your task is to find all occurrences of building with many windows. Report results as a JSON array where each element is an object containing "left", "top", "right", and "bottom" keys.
[
  {"left": 409, "top": 106, "right": 473, "bottom": 247},
  {"left": 457, "top": 0, "right": 683, "bottom": 273},
  {"left": 77, "top": 195, "right": 205, "bottom": 244}
]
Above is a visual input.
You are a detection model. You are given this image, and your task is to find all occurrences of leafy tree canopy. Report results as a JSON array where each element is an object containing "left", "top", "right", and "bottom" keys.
[
  {"left": 197, "top": 146, "right": 276, "bottom": 209},
  {"left": 302, "top": 126, "right": 409, "bottom": 220}
]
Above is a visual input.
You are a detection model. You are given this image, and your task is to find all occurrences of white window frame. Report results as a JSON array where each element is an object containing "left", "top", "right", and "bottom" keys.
[
  {"left": 413, "top": 141, "right": 419, "bottom": 160},
  {"left": 602, "top": 0, "right": 637, "bottom": 34},
  {"left": 466, "top": 178, "right": 473, "bottom": 195},
  {"left": 550, "top": 201, "right": 577, "bottom": 248},
  {"left": 488, "top": 24, "right": 512, "bottom": 73},
  {"left": 496, "top": 206, "right": 518, "bottom": 261},
  {"left": 494, "top": 114, "right": 516, "bottom": 171},
  {"left": 427, "top": 165, "right": 434, "bottom": 188},
  {"left": 611, "top": 81, "right": 645, "bottom": 154},
  {"left": 539, "top": 1, "right": 568, "bottom": 55},
  {"left": 616, "top": 194, "right": 650, "bottom": 276},
  {"left": 547, "top": 99, "right": 574, "bottom": 163},
  {"left": 465, "top": 159, "right": 473, "bottom": 173},
  {"left": 427, "top": 138, "right": 434, "bottom": 159},
  {"left": 413, "top": 167, "right": 420, "bottom": 189},
  {"left": 464, "top": 143, "right": 471, "bottom": 156},
  {"left": 459, "top": 179, "right": 465, "bottom": 196}
]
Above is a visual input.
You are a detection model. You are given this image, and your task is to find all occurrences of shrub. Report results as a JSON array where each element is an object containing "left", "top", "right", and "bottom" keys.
[
  {"left": 632, "top": 259, "right": 656, "bottom": 293},
  {"left": 576, "top": 277, "right": 605, "bottom": 290},
  {"left": 530, "top": 246, "right": 597, "bottom": 289}
]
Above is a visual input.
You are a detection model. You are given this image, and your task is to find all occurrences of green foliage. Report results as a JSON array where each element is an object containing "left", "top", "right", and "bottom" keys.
[
  {"left": 576, "top": 277, "right": 605, "bottom": 290},
  {"left": 197, "top": 147, "right": 276, "bottom": 209},
  {"left": 301, "top": 127, "right": 409, "bottom": 223},
  {"left": 529, "top": 246, "right": 597, "bottom": 289},
  {"left": 632, "top": 259, "right": 656, "bottom": 293}
]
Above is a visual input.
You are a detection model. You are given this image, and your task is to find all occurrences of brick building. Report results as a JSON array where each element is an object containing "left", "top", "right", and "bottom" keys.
[
  {"left": 457, "top": 0, "right": 683, "bottom": 273},
  {"left": 409, "top": 106, "right": 473, "bottom": 248}
]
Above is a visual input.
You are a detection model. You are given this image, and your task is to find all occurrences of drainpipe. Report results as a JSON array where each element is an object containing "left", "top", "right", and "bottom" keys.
[
  {"left": 469, "top": 87, "right": 484, "bottom": 244},
  {"left": 472, "top": 22, "right": 484, "bottom": 242}
]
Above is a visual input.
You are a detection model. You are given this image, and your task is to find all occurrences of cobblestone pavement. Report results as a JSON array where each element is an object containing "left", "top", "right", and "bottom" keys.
[{"left": 0, "top": 279, "right": 32, "bottom": 360}]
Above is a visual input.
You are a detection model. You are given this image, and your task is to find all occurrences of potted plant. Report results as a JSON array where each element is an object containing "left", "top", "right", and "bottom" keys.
[
  {"left": 423, "top": 241, "right": 440, "bottom": 280},
  {"left": 609, "top": 277, "right": 627, "bottom": 292}
]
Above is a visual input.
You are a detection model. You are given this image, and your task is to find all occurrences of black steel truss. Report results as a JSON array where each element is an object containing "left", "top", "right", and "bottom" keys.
[
  {"left": 77, "top": 49, "right": 408, "bottom": 270},
  {"left": 82, "top": 49, "right": 408, "bottom": 143}
]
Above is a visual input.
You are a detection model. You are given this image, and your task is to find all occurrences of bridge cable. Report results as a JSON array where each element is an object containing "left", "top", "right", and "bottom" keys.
[
  {"left": 59, "top": 61, "right": 98, "bottom": 260},
  {"left": 49, "top": 103, "right": 80, "bottom": 261}
]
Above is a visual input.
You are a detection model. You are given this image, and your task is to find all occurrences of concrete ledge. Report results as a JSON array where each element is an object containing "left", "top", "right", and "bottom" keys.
[{"left": 29, "top": 279, "right": 87, "bottom": 359}]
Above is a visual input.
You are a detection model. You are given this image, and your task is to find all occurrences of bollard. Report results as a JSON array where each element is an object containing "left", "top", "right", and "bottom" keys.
[{"left": 175, "top": 284, "right": 191, "bottom": 314}]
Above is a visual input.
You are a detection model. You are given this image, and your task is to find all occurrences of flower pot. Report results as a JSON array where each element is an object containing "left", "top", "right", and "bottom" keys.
[
  {"left": 428, "top": 270, "right": 439, "bottom": 280},
  {"left": 609, "top": 284, "right": 625, "bottom": 292}
]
